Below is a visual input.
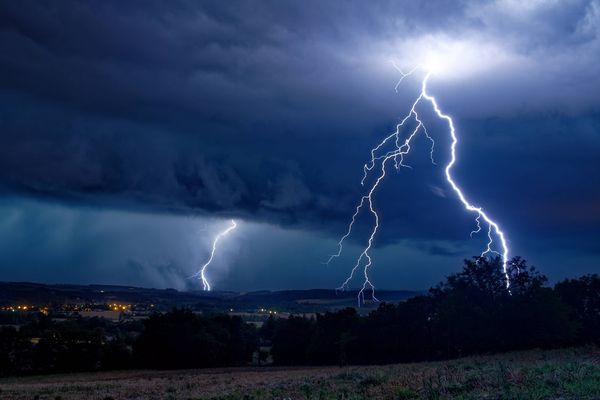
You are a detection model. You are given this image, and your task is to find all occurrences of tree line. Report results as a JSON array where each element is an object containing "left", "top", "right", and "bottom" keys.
[
  {"left": 263, "top": 257, "right": 600, "bottom": 365},
  {"left": 0, "top": 310, "right": 257, "bottom": 376},
  {"left": 0, "top": 256, "right": 599, "bottom": 375}
]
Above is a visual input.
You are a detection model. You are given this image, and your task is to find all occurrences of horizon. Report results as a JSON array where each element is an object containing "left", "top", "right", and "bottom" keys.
[
  {"left": 0, "top": 251, "right": 589, "bottom": 294},
  {"left": 0, "top": 278, "right": 423, "bottom": 293}
]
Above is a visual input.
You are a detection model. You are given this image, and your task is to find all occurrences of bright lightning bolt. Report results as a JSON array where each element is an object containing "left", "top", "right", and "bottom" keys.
[
  {"left": 191, "top": 219, "right": 237, "bottom": 291},
  {"left": 327, "top": 64, "right": 510, "bottom": 305}
]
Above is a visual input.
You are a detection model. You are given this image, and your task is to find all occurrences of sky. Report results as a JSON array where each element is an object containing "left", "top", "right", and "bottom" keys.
[{"left": 0, "top": 0, "right": 599, "bottom": 291}]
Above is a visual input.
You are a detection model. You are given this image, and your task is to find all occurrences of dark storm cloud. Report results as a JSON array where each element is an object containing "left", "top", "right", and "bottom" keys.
[{"left": 0, "top": 0, "right": 599, "bottom": 247}]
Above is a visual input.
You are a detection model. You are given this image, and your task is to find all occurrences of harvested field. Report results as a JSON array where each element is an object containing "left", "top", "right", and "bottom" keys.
[{"left": 1, "top": 347, "right": 599, "bottom": 400}]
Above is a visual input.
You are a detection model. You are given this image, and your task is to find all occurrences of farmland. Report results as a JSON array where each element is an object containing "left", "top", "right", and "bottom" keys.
[{"left": 1, "top": 347, "right": 599, "bottom": 400}]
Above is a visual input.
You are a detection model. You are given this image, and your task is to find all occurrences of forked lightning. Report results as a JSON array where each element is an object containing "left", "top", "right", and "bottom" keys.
[{"left": 328, "top": 65, "right": 510, "bottom": 305}]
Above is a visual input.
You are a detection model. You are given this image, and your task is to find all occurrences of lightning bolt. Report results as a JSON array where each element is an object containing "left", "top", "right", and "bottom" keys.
[
  {"left": 191, "top": 219, "right": 237, "bottom": 291},
  {"left": 328, "top": 65, "right": 510, "bottom": 305}
]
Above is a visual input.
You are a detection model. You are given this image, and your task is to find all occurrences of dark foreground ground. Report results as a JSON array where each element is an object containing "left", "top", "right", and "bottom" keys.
[{"left": 0, "top": 347, "right": 599, "bottom": 400}]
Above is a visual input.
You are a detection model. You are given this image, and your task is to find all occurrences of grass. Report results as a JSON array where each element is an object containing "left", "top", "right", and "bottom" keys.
[{"left": 0, "top": 347, "right": 599, "bottom": 399}]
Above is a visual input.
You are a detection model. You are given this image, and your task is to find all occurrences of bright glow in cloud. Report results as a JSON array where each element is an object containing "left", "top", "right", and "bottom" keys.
[{"left": 388, "top": 36, "right": 527, "bottom": 81}]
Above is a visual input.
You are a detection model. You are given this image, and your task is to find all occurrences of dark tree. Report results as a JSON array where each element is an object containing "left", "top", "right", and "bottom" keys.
[
  {"left": 306, "top": 308, "right": 359, "bottom": 365},
  {"left": 0, "top": 327, "right": 33, "bottom": 376},
  {"left": 270, "top": 315, "right": 314, "bottom": 365},
  {"left": 266, "top": 256, "right": 583, "bottom": 366},
  {"left": 133, "top": 309, "right": 257, "bottom": 369},
  {"left": 555, "top": 274, "right": 600, "bottom": 344}
]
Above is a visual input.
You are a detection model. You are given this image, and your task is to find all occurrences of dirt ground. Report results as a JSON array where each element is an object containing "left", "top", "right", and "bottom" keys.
[{"left": 1, "top": 347, "right": 599, "bottom": 400}]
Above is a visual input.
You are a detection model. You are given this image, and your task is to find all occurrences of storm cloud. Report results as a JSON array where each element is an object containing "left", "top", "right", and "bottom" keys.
[{"left": 0, "top": 1, "right": 599, "bottom": 289}]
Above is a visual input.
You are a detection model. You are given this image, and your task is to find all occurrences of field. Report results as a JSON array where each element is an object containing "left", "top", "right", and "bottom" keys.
[{"left": 1, "top": 348, "right": 599, "bottom": 400}]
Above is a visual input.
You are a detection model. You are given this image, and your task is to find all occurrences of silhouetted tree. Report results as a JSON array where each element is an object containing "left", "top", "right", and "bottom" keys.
[
  {"left": 33, "top": 320, "right": 104, "bottom": 372},
  {"left": 306, "top": 308, "right": 359, "bottom": 365},
  {"left": 555, "top": 274, "right": 600, "bottom": 344},
  {"left": 270, "top": 315, "right": 314, "bottom": 365},
  {"left": 0, "top": 327, "right": 33, "bottom": 375},
  {"left": 267, "top": 256, "right": 583, "bottom": 365},
  {"left": 133, "top": 309, "right": 257, "bottom": 369}
]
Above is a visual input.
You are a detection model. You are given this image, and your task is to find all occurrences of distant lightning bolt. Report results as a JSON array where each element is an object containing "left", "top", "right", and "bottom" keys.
[
  {"left": 327, "top": 65, "right": 510, "bottom": 305},
  {"left": 191, "top": 219, "right": 237, "bottom": 291}
]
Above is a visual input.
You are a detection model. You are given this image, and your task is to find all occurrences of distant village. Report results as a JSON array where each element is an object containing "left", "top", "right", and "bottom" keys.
[{"left": 0, "top": 301, "right": 288, "bottom": 327}]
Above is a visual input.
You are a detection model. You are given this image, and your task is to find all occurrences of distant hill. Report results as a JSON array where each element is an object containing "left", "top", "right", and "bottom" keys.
[{"left": 0, "top": 281, "right": 421, "bottom": 313}]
